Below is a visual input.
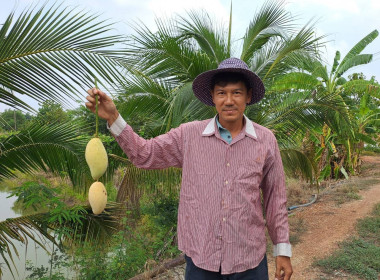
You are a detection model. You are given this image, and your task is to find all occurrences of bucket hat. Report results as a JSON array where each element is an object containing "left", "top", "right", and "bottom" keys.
[{"left": 192, "top": 57, "right": 265, "bottom": 106}]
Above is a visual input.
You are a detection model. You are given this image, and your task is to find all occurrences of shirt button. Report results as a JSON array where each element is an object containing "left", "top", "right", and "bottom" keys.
[
  {"left": 225, "top": 180, "right": 228, "bottom": 185},
  {"left": 226, "top": 163, "right": 230, "bottom": 167},
  {"left": 222, "top": 217, "right": 226, "bottom": 222}
]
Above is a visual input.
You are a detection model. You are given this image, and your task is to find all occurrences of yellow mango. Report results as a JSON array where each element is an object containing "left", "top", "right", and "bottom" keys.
[
  {"left": 85, "top": 137, "right": 108, "bottom": 180},
  {"left": 88, "top": 181, "right": 107, "bottom": 215}
]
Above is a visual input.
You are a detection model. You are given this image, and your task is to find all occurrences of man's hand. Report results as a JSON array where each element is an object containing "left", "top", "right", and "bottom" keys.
[
  {"left": 275, "top": 256, "right": 293, "bottom": 280},
  {"left": 85, "top": 88, "right": 119, "bottom": 126}
]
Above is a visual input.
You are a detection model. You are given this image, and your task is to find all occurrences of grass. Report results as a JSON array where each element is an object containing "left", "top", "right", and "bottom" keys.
[
  {"left": 315, "top": 203, "right": 380, "bottom": 280},
  {"left": 329, "top": 178, "right": 380, "bottom": 206}
]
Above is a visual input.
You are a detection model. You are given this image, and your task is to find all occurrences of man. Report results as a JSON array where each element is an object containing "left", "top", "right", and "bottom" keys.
[{"left": 86, "top": 58, "right": 293, "bottom": 280}]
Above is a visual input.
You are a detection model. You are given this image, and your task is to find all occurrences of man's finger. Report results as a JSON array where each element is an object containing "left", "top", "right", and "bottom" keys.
[
  {"left": 85, "top": 102, "right": 95, "bottom": 111},
  {"left": 86, "top": 95, "right": 96, "bottom": 103},
  {"left": 275, "top": 261, "right": 282, "bottom": 279},
  {"left": 92, "top": 88, "right": 110, "bottom": 100},
  {"left": 87, "top": 88, "right": 95, "bottom": 96}
]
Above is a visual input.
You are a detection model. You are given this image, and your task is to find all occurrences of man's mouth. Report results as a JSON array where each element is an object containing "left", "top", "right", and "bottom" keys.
[{"left": 223, "top": 108, "right": 237, "bottom": 113}]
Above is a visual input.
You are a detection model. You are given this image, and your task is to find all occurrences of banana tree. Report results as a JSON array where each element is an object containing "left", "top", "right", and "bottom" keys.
[{"left": 271, "top": 29, "right": 379, "bottom": 179}]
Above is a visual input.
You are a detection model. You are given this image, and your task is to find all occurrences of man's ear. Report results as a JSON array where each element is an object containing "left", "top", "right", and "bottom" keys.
[
  {"left": 211, "top": 89, "right": 216, "bottom": 104},
  {"left": 247, "top": 88, "right": 253, "bottom": 104}
]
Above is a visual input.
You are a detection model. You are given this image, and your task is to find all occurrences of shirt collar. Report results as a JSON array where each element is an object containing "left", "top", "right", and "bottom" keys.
[{"left": 202, "top": 115, "right": 257, "bottom": 139}]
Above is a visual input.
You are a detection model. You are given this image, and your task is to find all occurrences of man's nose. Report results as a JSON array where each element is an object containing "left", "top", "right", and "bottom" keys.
[{"left": 225, "top": 93, "right": 234, "bottom": 104}]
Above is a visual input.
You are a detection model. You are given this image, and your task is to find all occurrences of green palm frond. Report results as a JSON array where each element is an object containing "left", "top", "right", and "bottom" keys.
[
  {"left": 341, "top": 79, "right": 380, "bottom": 95},
  {"left": 0, "top": 4, "right": 124, "bottom": 110},
  {"left": 280, "top": 148, "right": 315, "bottom": 182},
  {"left": 263, "top": 22, "right": 325, "bottom": 80},
  {"left": 240, "top": 0, "right": 292, "bottom": 62},
  {"left": 0, "top": 121, "right": 89, "bottom": 187},
  {"left": 109, "top": 155, "right": 182, "bottom": 202},
  {"left": 0, "top": 120, "right": 123, "bottom": 189},
  {"left": 165, "top": 82, "right": 215, "bottom": 131},
  {"left": 288, "top": 53, "right": 328, "bottom": 81},
  {"left": 0, "top": 202, "right": 124, "bottom": 278},
  {"left": 178, "top": 10, "right": 229, "bottom": 64},
  {"left": 270, "top": 72, "right": 320, "bottom": 92},
  {"left": 125, "top": 18, "right": 192, "bottom": 81}
]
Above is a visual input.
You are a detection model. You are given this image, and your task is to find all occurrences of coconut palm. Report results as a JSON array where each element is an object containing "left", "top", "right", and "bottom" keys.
[
  {"left": 0, "top": 4, "right": 126, "bottom": 277},
  {"left": 114, "top": 0, "right": 328, "bottom": 182}
]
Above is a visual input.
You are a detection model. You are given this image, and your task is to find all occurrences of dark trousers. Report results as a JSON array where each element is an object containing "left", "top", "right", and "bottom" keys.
[{"left": 184, "top": 254, "right": 269, "bottom": 280}]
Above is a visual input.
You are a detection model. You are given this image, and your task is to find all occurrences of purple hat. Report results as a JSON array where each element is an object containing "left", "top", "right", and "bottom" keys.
[{"left": 192, "top": 57, "right": 265, "bottom": 106}]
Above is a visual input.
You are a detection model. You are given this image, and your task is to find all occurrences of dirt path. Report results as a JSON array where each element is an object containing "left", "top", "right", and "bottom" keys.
[{"left": 267, "top": 155, "right": 380, "bottom": 279}]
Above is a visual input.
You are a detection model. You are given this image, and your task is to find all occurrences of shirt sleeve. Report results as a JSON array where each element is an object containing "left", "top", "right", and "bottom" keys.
[
  {"left": 108, "top": 114, "right": 183, "bottom": 169},
  {"left": 260, "top": 133, "right": 292, "bottom": 257}
]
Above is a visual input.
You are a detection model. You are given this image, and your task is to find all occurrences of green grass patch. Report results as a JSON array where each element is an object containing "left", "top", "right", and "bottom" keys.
[
  {"left": 334, "top": 185, "right": 362, "bottom": 205},
  {"left": 315, "top": 203, "right": 380, "bottom": 280}
]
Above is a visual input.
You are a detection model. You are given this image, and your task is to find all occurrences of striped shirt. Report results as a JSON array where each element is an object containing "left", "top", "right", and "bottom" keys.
[{"left": 109, "top": 114, "right": 291, "bottom": 274}]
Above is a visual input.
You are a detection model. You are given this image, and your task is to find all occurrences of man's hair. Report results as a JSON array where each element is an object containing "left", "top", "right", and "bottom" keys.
[{"left": 211, "top": 72, "right": 251, "bottom": 90}]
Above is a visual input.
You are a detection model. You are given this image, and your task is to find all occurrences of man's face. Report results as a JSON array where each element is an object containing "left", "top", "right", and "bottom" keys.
[{"left": 211, "top": 81, "right": 252, "bottom": 127}]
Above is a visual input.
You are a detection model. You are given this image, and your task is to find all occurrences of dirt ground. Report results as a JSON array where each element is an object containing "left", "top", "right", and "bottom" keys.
[{"left": 267, "top": 155, "right": 380, "bottom": 280}]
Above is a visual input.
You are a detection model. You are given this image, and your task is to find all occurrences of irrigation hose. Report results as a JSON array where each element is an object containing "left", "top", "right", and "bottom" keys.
[{"left": 288, "top": 194, "right": 318, "bottom": 212}]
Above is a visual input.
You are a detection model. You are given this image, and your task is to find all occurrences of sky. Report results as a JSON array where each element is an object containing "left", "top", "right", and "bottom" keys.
[{"left": 0, "top": 0, "right": 379, "bottom": 112}]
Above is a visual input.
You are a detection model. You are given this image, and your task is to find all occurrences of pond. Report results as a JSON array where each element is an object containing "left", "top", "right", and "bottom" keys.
[{"left": 0, "top": 191, "right": 56, "bottom": 280}]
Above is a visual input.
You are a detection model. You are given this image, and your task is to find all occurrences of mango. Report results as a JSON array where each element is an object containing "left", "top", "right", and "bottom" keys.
[
  {"left": 85, "top": 137, "right": 108, "bottom": 180},
  {"left": 88, "top": 181, "right": 107, "bottom": 215}
]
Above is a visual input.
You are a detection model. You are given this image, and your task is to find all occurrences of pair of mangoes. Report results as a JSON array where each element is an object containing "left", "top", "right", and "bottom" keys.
[{"left": 85, "top": 137, "right": 108, "bottom": 215}]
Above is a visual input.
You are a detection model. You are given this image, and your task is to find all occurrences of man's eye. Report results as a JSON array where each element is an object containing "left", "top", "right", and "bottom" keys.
[
  {"left": 217, "top": 92, "right": 225, "bottom": 95},
  {"left": 234, "top": 91, "right": 242, "bottom": 94}
]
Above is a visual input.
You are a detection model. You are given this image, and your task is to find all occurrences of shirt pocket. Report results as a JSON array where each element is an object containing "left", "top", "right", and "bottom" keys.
[{"left": 237, "top": 157, "right": 264, "bottom": 188}]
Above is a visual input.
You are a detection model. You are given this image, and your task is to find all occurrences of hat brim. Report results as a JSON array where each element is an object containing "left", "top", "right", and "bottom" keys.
[{"left": 192, "top": 67, "right": 265, "bottom": 106}]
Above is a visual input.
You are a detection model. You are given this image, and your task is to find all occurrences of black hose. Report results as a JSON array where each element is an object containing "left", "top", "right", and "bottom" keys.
[{"left": 288, "top": 194, "right": 318, "bottom": 211}]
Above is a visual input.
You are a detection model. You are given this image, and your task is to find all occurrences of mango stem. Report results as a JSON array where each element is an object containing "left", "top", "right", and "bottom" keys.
[{"left": 94, "top": 78, "right": 99, "bottom": 138}]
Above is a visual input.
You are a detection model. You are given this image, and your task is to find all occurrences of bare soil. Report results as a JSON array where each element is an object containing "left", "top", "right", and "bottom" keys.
[{"left": 267, "top": 155, "right": 380, "bottom": 280}]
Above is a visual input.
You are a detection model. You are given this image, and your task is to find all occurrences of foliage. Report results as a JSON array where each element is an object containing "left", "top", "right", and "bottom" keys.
[
  {"left": 117, "top": 0, "right": 326, "bottom": 182},
  {"left": 0, "top": 3, "right": 124, "bottom": 111},
  {"left": 0, "top": 109, "right": 31, "bottom": 131},
  {"left": 34, "top": 100, "right": 69, "bottom": 125},
  {"left": 22, "top": 192, "right": 180, "bottom": 279},
  {"left": 0, "top": 120, "right": 91, "bottom": 189},
  {"left": 0, "top": 180, "right": 124, "bottom": 278},
  {"left": 67, "top": 105, "right": 108, "bottom": 135},
  {"left": 271, "top": 29, "right": 380, "bottom": 181}
]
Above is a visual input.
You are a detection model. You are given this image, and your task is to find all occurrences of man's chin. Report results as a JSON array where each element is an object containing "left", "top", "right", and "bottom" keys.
[{"left": 219, "top": 114, "right": 242, "bottom": 123}]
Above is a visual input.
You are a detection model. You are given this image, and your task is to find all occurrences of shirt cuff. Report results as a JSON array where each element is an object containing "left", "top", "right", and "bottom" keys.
[
  {"left": 107, "top": 114, "right": 126, "bottom": 136},
  {"left": 273, "top": 243, "right": 292, "bottom": 257}
]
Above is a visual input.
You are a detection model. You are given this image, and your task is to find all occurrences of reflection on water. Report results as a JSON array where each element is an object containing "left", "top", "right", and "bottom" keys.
[
  {"left": 0, "top": 191, "right": 55, "bottom": 280},
  {"left": 0, "top": 192, "right": 19, "bottom": 221}
]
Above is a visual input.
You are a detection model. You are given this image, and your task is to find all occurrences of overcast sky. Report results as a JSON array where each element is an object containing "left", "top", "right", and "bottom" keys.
[{"left": 1, "top": 0, "right": 379, "bottom": 112}]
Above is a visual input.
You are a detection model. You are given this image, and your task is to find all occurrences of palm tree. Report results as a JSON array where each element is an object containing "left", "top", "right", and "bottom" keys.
[
  {"left": 114, "top": 0, "right": 326, "bottom": 182},
  {"left": 0, "top": 4, "right": 126, "bottom": 277}
]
